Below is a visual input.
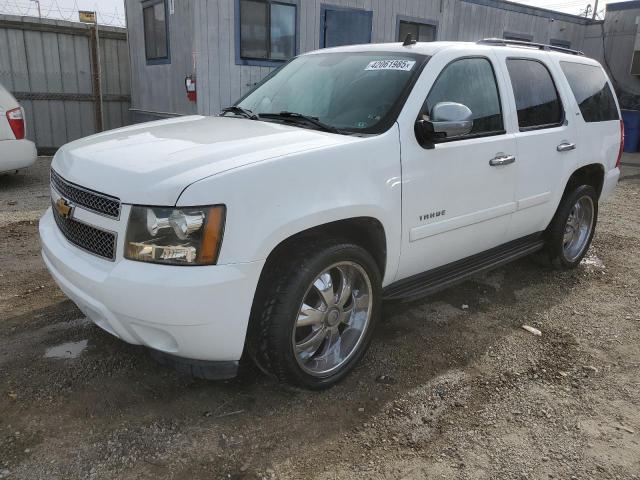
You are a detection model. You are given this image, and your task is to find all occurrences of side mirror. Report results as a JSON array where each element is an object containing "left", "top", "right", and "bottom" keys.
[{"left": 415, "top": 102, "right": 474, "bottom": 145}]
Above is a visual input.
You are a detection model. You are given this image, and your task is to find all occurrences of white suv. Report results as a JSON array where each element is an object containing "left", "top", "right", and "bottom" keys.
[
  {"left": 39, "top": 39, "right": 622, "bottom": 389},
  {"left": 0, "top": 82, "right": 36, "bottom": 174}
]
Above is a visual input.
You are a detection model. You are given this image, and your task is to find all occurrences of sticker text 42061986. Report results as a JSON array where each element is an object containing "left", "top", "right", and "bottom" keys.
[{"left": 365, "top": 59, "right": 416, "bottom": 71}]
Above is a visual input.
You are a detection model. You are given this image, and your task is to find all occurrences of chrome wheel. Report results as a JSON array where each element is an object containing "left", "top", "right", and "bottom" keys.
[
  {"left": 563, "top": 195, "right": 594, "bottom": 262},
  {"left": 292, "top": 261, "right": 373, "bottom": 377}
]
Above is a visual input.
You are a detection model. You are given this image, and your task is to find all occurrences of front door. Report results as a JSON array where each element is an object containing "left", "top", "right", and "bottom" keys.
[
  {"left": 397, "top": 52, "right": 518, "bottom": 280},
  {"left": 321, "top": 7, "right": 372, "bottom": 48}
]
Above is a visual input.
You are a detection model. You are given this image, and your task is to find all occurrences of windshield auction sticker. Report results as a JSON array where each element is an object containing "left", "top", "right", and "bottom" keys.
[{"left": 365, "top": 59, "right": 416, "bottom": 71}]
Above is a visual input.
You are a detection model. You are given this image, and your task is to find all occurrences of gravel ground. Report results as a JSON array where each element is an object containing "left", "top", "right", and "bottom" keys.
[
  {"left": 1, "top": 156, "right": 640, "bottom": 479},
  {"left": 0, "top": 159, "right": 51, "bottom": 228}
]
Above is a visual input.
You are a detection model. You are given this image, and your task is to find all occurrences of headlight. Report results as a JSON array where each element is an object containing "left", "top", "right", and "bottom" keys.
[{"left": 124, "top": 205, "right": 225, "bottom": 265}]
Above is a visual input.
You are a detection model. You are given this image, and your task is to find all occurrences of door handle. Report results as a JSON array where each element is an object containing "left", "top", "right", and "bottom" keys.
[
  {"left": 489, "top": 154, "right": 516, "bottom": 166},
  {"left": 557, "top": 142, "right": 576, "bottom": 152}
]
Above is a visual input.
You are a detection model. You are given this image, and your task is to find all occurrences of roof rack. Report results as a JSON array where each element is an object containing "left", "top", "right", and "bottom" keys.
[{"left": 477, "top": 38, "right": 584, "bottom": 56}]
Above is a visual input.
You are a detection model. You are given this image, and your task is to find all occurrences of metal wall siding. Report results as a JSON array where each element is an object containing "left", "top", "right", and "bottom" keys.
[
  {"left": 583, "top": 8, "right": 640, "bottom": 98},
  {"left": 127, "top": 0, "right": 196, "bottom": 118}
]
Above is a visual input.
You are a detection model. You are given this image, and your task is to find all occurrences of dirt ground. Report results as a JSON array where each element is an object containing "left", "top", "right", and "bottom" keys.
[{"left": 1, "top": 157, "right": 640, "bottom": 480}]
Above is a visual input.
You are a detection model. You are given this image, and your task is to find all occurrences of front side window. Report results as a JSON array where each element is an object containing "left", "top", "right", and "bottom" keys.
[
  {"left": 398, "top": 20, "right": 436, "bottom": 42},
  {"left": 240, "top": 0, "right": 296, "bottom": 62},
  {"left": 506, "top": 59, "right": 563, "bottom": 130},
  {"left": 560, "top": 61, "right": 619, "bottom": 122},
  {"left": 236, "top": 52, "right": 427, "bottom": 133},
  {"left": 424, "top": 57, "right": 504, "bottom": 137},
  {"left": 143, "top": 0, "right": 169, "bottom": 63}
]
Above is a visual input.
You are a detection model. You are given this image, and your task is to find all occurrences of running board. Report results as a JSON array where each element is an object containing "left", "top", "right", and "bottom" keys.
[{"left": 383, "top": 233, "right": 545, "bottom": 302}]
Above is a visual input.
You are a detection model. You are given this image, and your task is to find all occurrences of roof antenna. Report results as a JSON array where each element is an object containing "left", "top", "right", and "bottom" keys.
[{"left": 402, "top": 33, "right": 416, "bottom": 46}]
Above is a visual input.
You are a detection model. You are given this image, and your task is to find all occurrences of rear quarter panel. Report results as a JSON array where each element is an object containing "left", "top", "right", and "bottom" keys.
[{"left": 176, "top": 125, "right": 403, "bottom": 286}]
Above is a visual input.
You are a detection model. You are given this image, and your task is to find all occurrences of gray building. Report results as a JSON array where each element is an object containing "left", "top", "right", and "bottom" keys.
[
  {"left": 584, "top": 1, "right": 640, "bottom": 109},
  {"left": 124, "top": 0, "right": 640, "bottom": 122}
]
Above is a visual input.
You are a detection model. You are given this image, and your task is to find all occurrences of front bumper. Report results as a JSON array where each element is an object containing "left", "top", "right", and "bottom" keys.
[{"left": 40, "top": 208, "right": 264, "bottom": 362}]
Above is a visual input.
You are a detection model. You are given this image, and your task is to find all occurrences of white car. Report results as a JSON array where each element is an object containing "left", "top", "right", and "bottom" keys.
[
  {"left": 39, "top": 39, "right": 622, "bottom": 389},
  {"left": 0, "top": 82, "right": 36, "bottom": 174}
]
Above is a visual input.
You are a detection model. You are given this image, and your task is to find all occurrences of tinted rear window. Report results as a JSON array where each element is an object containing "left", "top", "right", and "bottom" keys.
[
  {"left": 506, "top": 59, "right": 563, "bottom": 130},
  {"left": 560, "top": 62, "right": 619, "bottom": 122}
]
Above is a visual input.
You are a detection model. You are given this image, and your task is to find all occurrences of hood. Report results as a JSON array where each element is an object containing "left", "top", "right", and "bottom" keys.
[{"left": 52, "top": 115, "right": 353, "bottom": 206}]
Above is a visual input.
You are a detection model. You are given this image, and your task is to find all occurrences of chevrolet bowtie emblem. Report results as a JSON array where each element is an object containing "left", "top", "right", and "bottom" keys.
[{"left": 55, "top": 197, "right": 74, "bottom": 219}]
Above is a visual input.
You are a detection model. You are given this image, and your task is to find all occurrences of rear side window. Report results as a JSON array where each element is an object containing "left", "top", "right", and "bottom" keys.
[
  {"left": 425, "top": 57, "right": 503, "bottom": 137},
  {"left": 506, "top": 59, "right": 563, "bottom": 130},
  {"left": 560, "top": 62, "right": 619, "bottom": 122}
]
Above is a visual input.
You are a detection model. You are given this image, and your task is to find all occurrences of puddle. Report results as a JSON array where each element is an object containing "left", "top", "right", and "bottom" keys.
[{"left": 44, "top": 339, "right": 89, "bottom": 359}]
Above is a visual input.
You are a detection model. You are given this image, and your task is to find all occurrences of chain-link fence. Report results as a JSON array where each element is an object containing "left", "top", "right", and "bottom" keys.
[
  {"left": 0, "top": 13, "right": 131, "bottom": 152},
  {"left": 0, "top": 0, "right": 126, "bottom": 27}
]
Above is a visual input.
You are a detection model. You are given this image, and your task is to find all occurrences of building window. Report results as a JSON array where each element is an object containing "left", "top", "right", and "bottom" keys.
[
  {"left": 321, "top": 6, "right": 372, "bottom": 48},
  {"left": 503, "top": 31, "right": 533, "bottom": 42},
  {"left": 398, "top": 19, "right": 436, "bottom": 42},
  {"left": 143, "top": 0, "right": 170, "bottom": 64},
  {"left": 550, "top": 39, "right": 571, "bottom": 49},
  {"left": 239, "top": 0, "right": 296, "bottom": 63},
  {"left": 506, "top": 59, "right": 563, "bottom": 130}
]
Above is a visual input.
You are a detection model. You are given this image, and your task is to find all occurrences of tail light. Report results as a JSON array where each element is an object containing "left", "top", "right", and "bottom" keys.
[
  {"left": 6, "top": 107, "right": 25, "bottom": 140},
  {"left": 616, "top": 119, "right": 624, "bottom": 168}
]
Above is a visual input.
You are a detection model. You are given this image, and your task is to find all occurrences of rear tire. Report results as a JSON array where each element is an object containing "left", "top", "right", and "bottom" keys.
[
  {"left": 545, "top": 184, "right": 598, "bottom": 269},
  {"left": 247, "top": 240, "right": 381, "bottom": 390}
]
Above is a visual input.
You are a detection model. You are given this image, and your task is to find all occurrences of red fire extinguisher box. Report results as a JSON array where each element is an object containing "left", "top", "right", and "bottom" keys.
[{"left": 185, "top": 75, "right": 197, "bottom": 102}]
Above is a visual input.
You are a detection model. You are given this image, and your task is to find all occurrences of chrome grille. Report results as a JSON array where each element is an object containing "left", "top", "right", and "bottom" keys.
[
  {"left": 50, "top": 169, "right": 121, "bottom": 219},
  {"left": 52, "top": 201, "right": 117, "bottom": 261}
]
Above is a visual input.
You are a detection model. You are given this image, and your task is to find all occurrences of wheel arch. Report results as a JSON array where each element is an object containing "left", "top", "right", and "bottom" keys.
[
  {"left": 563, "top": 163, "right": 605, "bottom": 199},
  {"left": 259, "top": 216, "right": 388, "bottom": 283}
]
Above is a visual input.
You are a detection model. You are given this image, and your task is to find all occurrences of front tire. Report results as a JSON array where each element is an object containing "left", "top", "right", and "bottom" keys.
[
  {"left": 545, "top": 184, "right": 598, "bottom": 269},
  {"left": 247, "top": 240, "right": 381, "bottom": 390}
]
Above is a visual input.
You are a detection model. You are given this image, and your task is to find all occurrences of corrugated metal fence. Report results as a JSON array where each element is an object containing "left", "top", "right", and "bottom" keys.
[{"left": 0, "top": 14, "right": 131, "bottom": 153}]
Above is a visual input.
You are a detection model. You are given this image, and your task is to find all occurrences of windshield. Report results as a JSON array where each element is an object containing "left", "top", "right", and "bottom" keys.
[{"left": 235, "top": 51, "right": 428, "bottom": 134}]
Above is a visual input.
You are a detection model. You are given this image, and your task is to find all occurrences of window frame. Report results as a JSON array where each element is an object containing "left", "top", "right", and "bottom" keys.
[
  {"left": 396, "top": 15, "right": 438, "bottom": 43},
  {"left": 142, "top": 0, "right": 171, "bottom": 66},
  {"left": 506, "top": 57, "right": 565, "bottom": 132},
  {"left": 418, "top": 55, "right": 507, "bottom": 144},
  {"left": 235, "top": 0, "right": 299, "bottom": 68}
]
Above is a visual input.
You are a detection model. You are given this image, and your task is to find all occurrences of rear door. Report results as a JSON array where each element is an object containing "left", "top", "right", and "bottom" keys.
[
  {"left": 493, "top": 51, "right": 579, "bottom": 239},
  {"left": 321, "top": 7, "right": 372, "bottom": 48}
]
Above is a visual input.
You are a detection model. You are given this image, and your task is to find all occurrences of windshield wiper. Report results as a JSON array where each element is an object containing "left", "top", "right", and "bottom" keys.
[
  {"left": 220, "top": 106, "right": 259, "bottom": 120},
  {"left": 259, "top": 111, "right": 343, "bottom": 134}
]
